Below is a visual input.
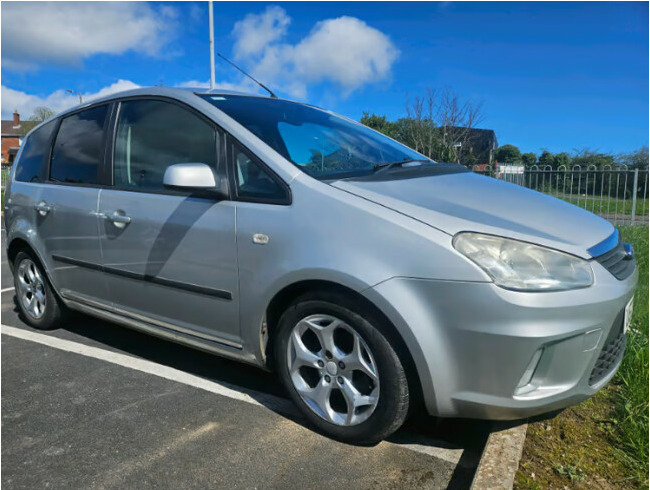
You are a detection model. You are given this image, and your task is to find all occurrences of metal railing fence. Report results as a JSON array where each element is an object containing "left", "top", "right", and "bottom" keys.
[{"left": 473, "top": 165, "right": 649, "bottom": 226}]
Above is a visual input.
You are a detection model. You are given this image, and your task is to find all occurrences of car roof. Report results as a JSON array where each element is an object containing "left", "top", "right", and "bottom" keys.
[{"left": 53, "top": 86, "right": 276, "bottom": 120}]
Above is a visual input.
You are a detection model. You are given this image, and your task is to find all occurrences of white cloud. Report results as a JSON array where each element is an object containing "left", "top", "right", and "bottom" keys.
[
  {"left": 293, "top": 17, "right": 400, "bottom": 90},
  {"left": 1, "top": 2, "right": 177, "bottom": 70},
  {"left": 232, "top": 6, "right": 291, "bottom": 59},
  {"left": 1, "top": 80, "right": 141, "bottom": 119},
  {"left": 1, "top": 78, "right": 268, "bottom": 120},
  {"left": 230, "top": 7, "right": 400, "bottom": 98}
]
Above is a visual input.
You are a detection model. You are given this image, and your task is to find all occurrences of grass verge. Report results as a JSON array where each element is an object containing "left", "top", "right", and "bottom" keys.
[
  {"left": 562, "top": 197, "right": 648, "bottom": 218},
  {"left": 516, "top": 225, "right": 648, "bottom": 489},
  {"left": 614, "top": 226, "right": 648, "bottom": 478}
]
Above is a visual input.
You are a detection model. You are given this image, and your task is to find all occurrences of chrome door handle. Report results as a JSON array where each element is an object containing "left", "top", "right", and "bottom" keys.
[
  {"left": 34, "top": 201, "right": 52, "bottom": 216},
  {"left": 108, "top": 211, "right": 131, "bottom": 227}
]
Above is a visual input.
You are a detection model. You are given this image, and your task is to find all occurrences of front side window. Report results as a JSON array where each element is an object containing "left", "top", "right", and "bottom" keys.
[
  {"left": 200, "top": 94, "right": 430, "bottom": 180},
  {"left": 15, "top": 120, "right": 56, "bottom": 183},
  {"left": 50, "top": 105, "right": 108, "bottom": 184},
  {"left": 113, "top": 99, "right": 217, "bottom": 191}
]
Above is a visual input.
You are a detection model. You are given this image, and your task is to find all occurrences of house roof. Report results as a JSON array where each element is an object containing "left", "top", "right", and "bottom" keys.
[{"left": 1, "top": 120, "right": 22, "bottom": 136}]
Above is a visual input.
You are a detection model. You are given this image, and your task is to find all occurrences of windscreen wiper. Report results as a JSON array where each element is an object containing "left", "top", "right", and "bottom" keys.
[{"left": 372, "top": 158, "right": 430, "bottom": 173}]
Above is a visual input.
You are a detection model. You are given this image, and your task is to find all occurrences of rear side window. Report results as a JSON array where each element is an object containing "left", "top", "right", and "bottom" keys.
[
  {"left": 50, "top": 105, "right": 109, "bottom": 184},
  {"left": 113, "top": 99, "right": 217, "bottom": 191},
  {"left": 15, "top": 120, "right": 56, "bottom": 182}
]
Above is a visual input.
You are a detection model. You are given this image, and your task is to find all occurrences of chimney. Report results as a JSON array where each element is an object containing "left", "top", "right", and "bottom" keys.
[{"left": 13, "top": 110, "right": 20, "bottom": 128}]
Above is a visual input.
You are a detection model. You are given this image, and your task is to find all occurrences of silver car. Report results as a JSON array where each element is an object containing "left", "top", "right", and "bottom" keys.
[{"left": 4, "top": 87, "right": 637, "bottom": 443}]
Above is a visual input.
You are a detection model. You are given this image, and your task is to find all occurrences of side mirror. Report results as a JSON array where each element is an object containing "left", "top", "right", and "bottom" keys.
[
  {"left": 163, "top": 163, "right": 217, "bottom": 189},
  {"left": 163, "top": 163, "right": 228, "bottom": 198}
]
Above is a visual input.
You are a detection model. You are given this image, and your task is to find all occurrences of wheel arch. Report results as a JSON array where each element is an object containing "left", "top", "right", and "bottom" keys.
[
  {"left": 264, "top": 279, "right": 425, "bottom": 413},
  {"left": 7, "top": 236, "right": 56, "bottom": 291},
  {"left": 6, "top": 217, "right": 50, "bottom": 274},
  {"left": 7, "top": 237, "right": 37, "bottom": 271}
]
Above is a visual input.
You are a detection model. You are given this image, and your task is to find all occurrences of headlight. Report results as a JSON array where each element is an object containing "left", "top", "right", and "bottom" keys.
[{"left": 453, "top": 233, "right": 593, "bottom": 291}]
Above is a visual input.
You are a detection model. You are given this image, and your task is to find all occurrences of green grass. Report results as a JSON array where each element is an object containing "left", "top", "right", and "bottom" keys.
[
  {"left": 562, "top": 196, "right": 648, "bottom": 217},
  {"left": 613, "top": 225, "right": 649, "bottom": 480}
]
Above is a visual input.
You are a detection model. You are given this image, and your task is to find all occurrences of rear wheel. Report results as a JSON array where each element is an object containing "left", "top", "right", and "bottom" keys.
[
  {"left": 275, "top": 293, "right": 409, "bottom": 444},
  {"left": 13, "top": 251, "right": 65, "bottom": 330}
]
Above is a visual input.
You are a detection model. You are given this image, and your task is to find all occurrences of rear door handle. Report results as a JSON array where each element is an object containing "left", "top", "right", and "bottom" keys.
[{"left": 34, "top": 201, "right": 52, "bottom": 216}]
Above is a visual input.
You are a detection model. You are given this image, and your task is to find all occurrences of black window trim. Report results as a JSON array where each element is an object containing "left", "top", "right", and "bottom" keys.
[
  {"left": 44, "top": 117, "right": 62, "bottom": 183},
  {"left": 228, "top": 135, "right": 292, "bottom": 206},
  {"left": 46, "top": 102, "right": 115, "bottom": 189}
]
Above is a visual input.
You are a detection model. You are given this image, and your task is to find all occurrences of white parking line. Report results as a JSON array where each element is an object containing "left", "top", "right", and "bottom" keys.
[
  {"left": 1, "top": 323, "right": 294, "bottom": 412},
  {"left": 1, "top": 287, "right": 15, "bottom": 293},
  {"left": 0, "top": 323, "right": 463, "bottom": 463}
]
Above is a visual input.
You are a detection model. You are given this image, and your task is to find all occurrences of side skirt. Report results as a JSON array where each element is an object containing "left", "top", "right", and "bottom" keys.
[{"left": 62, "top": 294, "right": 262, "bottom": 368}]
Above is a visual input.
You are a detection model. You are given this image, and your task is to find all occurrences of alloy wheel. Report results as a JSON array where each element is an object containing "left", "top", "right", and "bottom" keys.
[
  {"left": 286, "top": 314, "right": 380, "bottom": 426},
  {"left": 17, "top": 258, "right": 47, "bottom": 320}
]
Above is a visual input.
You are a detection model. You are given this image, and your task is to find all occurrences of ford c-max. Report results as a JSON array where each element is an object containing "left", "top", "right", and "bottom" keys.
[{"left": 4, "top": 87, "right": 637, "bottom": 443}]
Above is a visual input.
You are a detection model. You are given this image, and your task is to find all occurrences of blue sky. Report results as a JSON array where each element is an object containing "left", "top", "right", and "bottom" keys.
[{"left": 1, "top": 1, "right": 648, "bottom": 155}]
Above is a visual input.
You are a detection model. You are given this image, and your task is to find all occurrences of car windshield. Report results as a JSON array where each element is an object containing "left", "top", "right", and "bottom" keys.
[{"left": 199, "top": 94, "right": 432, "bottom": 180}]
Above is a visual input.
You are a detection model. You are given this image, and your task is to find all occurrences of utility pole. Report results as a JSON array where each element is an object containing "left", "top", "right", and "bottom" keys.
[{"left": 208, "top": 0, "right": 215, "bottom": 90}]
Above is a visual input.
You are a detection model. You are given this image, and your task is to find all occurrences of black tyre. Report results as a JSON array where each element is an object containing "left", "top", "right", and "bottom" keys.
[
  {"left": 13, "top": 250, "right": 65, "bottom": 330},
  {"left": 275, "top": 291, "right": 409, "bottom": 444}
]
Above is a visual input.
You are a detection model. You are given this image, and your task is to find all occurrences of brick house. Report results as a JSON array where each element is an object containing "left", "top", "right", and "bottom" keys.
[{"left": 1, "top": 110, "right": 23, "bottom": 165}]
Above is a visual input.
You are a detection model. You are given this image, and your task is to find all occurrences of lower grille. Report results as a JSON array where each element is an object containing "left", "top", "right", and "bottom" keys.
[{"left": 589, "top": 312, "right": 626, "bottom": 386}]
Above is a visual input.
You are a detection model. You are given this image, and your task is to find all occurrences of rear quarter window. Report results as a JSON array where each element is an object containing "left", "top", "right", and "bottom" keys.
[{"left": 14, "top": 120, "right": 57, "bottom": 183}]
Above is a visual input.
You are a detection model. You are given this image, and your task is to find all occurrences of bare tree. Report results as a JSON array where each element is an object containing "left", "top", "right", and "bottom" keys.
[
  {"left": 404, "top": 91, "right": 433, "bottom": 156},
  {"left": 404, "top": 88, "right": 483, "bottom": 163},
  {"left": 30, "top": 106, "right": 56, "bottom": 122}
]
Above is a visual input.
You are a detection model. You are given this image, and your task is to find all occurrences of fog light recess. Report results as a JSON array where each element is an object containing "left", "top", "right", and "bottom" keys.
[{"left": 515, "top": 348, "right": 544, "bottom": 394}]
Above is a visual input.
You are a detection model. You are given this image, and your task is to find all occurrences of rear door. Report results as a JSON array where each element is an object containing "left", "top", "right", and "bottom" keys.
[
  {"left": 97, "top": 98, "right": 240, "bottom": 347},
  {"left": 35, "top": 104, "right": 111, "bottom": 303}
]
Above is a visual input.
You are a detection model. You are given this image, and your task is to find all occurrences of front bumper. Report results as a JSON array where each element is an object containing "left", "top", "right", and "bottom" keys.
[{"left": 363, "top": 260, "right": 638, "bottom": 419}]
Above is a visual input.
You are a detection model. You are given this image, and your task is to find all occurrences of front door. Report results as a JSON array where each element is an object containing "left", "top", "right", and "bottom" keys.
[{"left": 98, "top": 99, "right": 240, "bottom": 346}]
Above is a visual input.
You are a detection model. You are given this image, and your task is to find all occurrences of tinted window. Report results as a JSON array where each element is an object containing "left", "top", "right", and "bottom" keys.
[
  {"left": 15, "top": 120, "right": 56, "bottom": 182},
  {"left": 113, "top": 100, "right": 217, "bottom": 191},
  {"left": 233, "top": 143, "right": 288, "bottom": 203},
  {"left": 50, "top": 105, "right": 108, "bottom": 184}
]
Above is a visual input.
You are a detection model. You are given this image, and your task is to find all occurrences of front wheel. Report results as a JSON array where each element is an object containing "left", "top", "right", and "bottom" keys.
[{"left": 275, "top": 293, "right": 409, "bottom": 444}]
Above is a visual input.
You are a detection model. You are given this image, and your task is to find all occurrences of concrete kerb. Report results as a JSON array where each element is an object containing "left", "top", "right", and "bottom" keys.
[{"left": 470, "top": 421, "right": 528, "bottom": 489}]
